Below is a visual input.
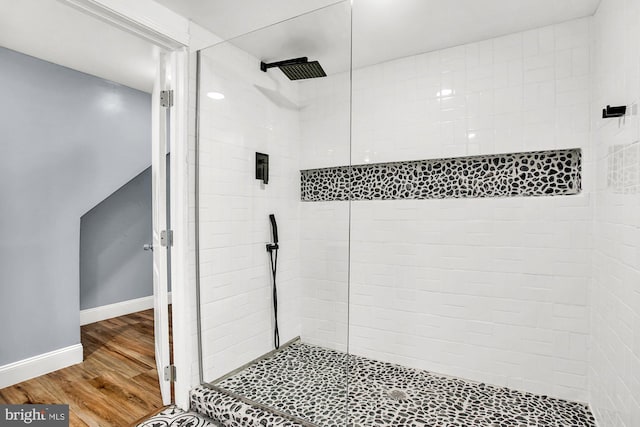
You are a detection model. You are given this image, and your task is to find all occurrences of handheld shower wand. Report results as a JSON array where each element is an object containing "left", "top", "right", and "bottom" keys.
[
  {"left": 266, "top": 214, "right": 278, "bottom": 251},
  {"left": 266, "top": 214, "right": 280, "bottom": 349}
]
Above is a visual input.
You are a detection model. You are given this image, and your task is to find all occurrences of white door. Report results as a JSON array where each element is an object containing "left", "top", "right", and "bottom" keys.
[{"left": 151, "top": 51, "right": 172, "bottom": 405}]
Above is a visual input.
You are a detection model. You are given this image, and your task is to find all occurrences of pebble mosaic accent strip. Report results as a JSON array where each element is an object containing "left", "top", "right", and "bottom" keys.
[
  {"left": 191, "top": 342, "right": 596, "bottom": 427},
  {"left": 301, "top": 149, "right": 581, "bottom": 201},
  {"left": 136, "top": 406, "right": 220, "bottom": 427}
]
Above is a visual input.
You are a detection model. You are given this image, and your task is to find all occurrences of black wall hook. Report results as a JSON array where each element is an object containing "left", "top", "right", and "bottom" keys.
[{"left": 602, "top": 105, "right": 626, "bottom": 118}]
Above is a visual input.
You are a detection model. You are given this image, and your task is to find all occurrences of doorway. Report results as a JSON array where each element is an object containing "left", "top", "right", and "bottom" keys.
[{"left": 0, "top": 0, "right": 187, "bottom": 422}]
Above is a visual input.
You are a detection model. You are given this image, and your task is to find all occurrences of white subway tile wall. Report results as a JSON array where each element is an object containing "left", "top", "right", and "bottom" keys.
[
  {"left": 590, "top": 0, "right": 640, "bottom": 425},
  {"left": 197, "top": 44, "right": 304, "bottom": 382},
  {"left": 300, "top": 202, "right": 350, "bottom": 351},
  {"left": 298, "top": 18, "right": 594, "bottom": 402},
  {"left": 347, "top": 194, "right": 592, "bottom": 402},
  {"left": 300, "top": 19, "right": 592, "bottom": 170},
  {"left": 192, "top": 9, "right": 640, "bottom": 422}
]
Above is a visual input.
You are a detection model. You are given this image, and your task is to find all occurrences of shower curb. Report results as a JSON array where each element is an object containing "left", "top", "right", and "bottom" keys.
[{"left": 191, "top": 386, "right": 308, "bottom": 427}]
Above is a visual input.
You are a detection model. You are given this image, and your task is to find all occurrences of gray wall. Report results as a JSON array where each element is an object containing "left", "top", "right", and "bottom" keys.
[
  {"left": 0, "top": 46, "right": 151, "bottom": 366},
  {"left": 80, "top": 168, "right": 152, "bottom": 310}
]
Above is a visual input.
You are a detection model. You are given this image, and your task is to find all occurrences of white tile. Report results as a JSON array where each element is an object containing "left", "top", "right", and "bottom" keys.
[
  {"left": 591, "top": 1, "right": 640, "bottom": 424},
  {"left": 493, "top": 33, "right": 523, "bottom": 63},
  {"left": 196, "top": 15, "right": 601, "bottom": 406}
]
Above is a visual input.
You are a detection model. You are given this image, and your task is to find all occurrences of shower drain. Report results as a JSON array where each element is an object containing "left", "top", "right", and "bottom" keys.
[{"left": 386, "top": 389, "right": 409, "bottom": 401}]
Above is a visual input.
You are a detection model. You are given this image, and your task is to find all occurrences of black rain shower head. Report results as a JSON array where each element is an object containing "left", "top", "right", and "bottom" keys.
[{"left": 260, "top": 57, "right": 327, "bottom": 80}]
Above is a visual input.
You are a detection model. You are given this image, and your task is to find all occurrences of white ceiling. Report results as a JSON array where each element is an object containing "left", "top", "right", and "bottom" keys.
[
  {"left": 0, "top": 0, "right": 159, "bottom": 93},
  {"left": 154, "top": 0, "right": 343, "bottom": 41},
  {"left": 0, "top": 0, "right": 602, "bottom": 91},
  {"left": 157, "top": 0, "right": 601, "bottom": 72},
  {"left": 228, "top": 2, "right": 352, "bottom": 76},
  {"left": 352, "top": 0, "right": 602, "bottom": 69}
]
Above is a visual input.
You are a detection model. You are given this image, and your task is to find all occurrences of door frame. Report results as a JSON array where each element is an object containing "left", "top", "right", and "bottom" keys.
[{"left": 61, "top": 0, "right": 193, "bottom": 409}]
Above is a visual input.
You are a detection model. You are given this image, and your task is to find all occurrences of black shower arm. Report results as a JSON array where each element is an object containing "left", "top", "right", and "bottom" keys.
[{"left": 260, "top": 57, "right": 308, "bottom": 72}]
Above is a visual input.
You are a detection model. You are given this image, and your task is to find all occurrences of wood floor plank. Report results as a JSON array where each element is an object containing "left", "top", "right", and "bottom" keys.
[
  {"left": 131, "top": 370, "right": 164, "bottom": 399},
  {"left": 0, "top": 309, "right": 166, "bottom": 427},
  {"left": 87, "top": 371, "right": 158, "bottom": 420},
  {"left": 60, "top": 377, "right": 133, "bottom": 426},
  {"left": 83, "top": 329, "right": 156, "bottom": 368},
  {"left": 31, "top": 376, "right": 107, "bottom": 427},
  {"left": 85, "top": 340, "right": 154, "bottom": 377}
]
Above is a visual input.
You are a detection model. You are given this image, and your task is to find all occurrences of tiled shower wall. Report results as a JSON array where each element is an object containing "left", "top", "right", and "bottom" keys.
[
  {"left": 299, "top": 18, "right": 593, "bottom": 401},
  {"left": 299, "top": 71, "right": 351, "bottom": 351},
  {"left": 197, "top": 44, "right": 302, "bottom": 382},
  {"left": 190, "top": 4, "right": 640, "bottom": 422},
  {"left": 590, "top": 0, "right": 640, "bottom": 425}
]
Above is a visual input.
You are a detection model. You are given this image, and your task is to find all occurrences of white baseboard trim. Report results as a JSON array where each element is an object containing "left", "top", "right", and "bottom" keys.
[
  {"left": 80, "top": 292, "right": 172, "bottom": 326},
  {"left": 0, "top": 344, "right": 83, "bottom": 389}
]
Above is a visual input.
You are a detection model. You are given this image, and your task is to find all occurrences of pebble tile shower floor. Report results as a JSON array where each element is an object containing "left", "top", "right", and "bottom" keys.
[{"left": 191, "top": 342, "right": 596, "bottom": 427}]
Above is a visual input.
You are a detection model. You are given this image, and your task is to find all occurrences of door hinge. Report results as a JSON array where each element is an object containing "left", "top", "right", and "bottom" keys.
[
  {"left": 164, "top": 365, "right": 176, "bottom": 382},
  {"left": 160, "top": 230, "right": 174, "bottom": 247},
  {"left": 160, "top": 90, "right": 174, "bottom": 108}
]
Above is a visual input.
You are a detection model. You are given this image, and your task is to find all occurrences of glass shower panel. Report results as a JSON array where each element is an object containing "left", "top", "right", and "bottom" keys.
[{"left": 196, "top": 2, "right": 352, "bottom": 426}]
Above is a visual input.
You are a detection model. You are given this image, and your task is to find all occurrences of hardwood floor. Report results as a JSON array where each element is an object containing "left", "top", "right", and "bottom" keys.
[{"left": 0, "top": 309, "right": 165, "bottom": 426}]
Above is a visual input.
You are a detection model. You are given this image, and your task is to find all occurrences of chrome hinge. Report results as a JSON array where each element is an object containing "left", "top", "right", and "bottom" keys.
[
  {"left": 160, "top": 230, "right": 173, "bottom": 247},
  {"left": 164, "top": 365, "right": 176, "bottom": 382},
  {"left": 160, "top": 90, "right": 174, "bottom": 107}
]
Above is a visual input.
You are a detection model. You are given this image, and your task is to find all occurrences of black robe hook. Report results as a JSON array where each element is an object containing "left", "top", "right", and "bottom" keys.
[{"left": 602, "top": 105, "right": 626, "bottom": 118}]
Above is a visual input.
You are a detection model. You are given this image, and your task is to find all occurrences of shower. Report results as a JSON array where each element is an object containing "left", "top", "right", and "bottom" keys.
[
  {"left": 192, "top": 0, "right": 619, "bottom": 426},
  {"left": 260, "top": 56, "right": 327, "bottom": 80}
]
